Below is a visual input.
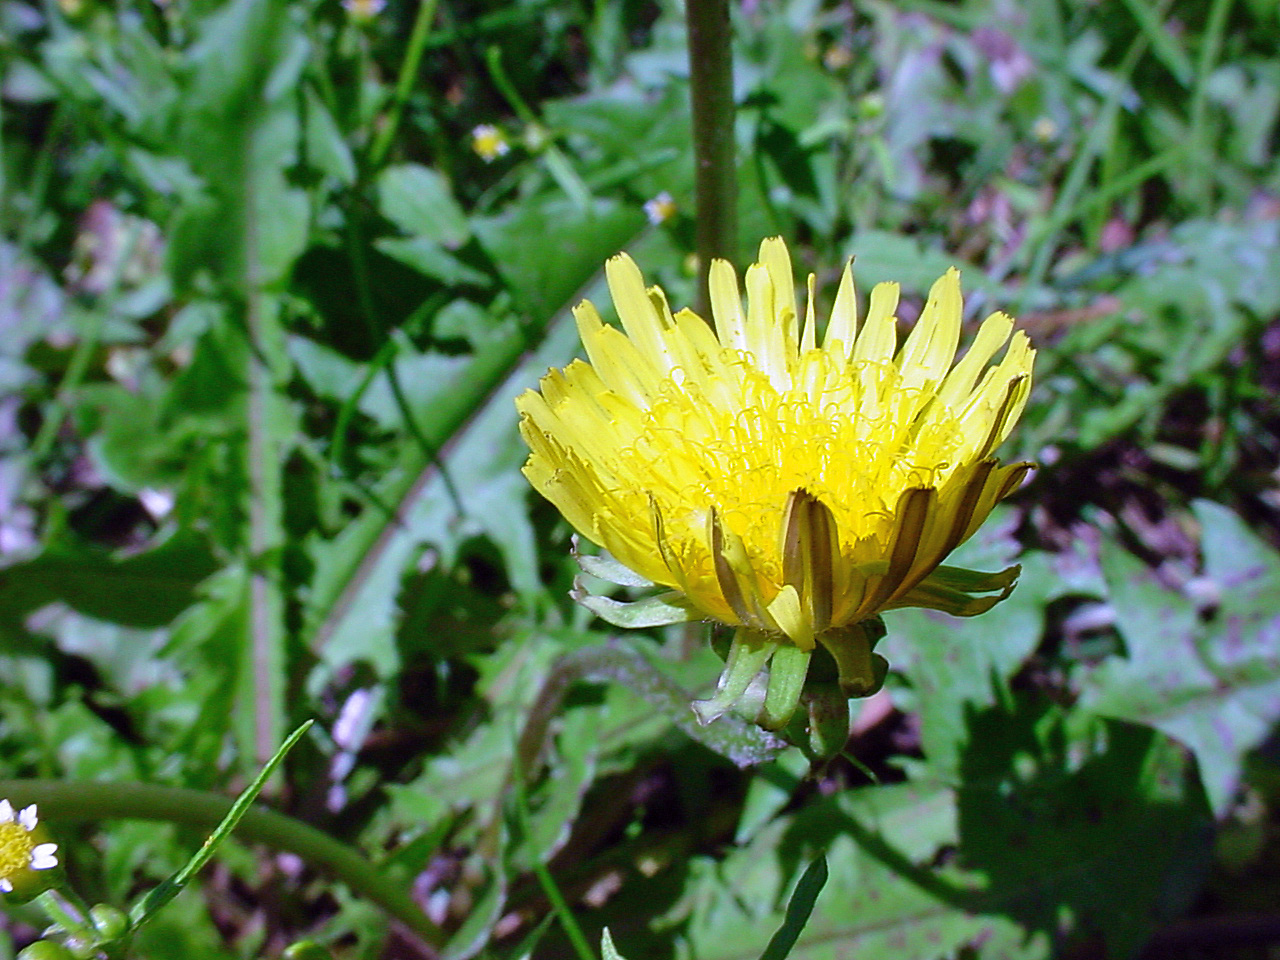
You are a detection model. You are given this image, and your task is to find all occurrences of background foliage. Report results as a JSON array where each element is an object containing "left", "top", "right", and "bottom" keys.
[{"left": 1, "top": 0, "right": 1279, "bottom": 957}]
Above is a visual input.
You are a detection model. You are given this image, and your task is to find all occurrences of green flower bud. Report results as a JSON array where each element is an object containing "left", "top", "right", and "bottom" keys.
[
  {"left": 17, "top": 941, "right": 77, "bottom": 960},
  {"left": 89, "top": 904, "right": 128, "bottom": 941}
]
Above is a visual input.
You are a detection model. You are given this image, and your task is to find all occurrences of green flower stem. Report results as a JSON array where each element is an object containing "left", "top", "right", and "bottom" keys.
[
  {"left": 484, "top": 45, "right": 539, "bottom": 126},
  {"left": 0, "top": 780, "right": 445, "bottom": 952},
  {"left": 1187, "top": 0, "right": 1233, "bottom": 207},
  {"left": 368, "top": 0, "right": 441, "bottom": 170},
  {"left": 510, "top": 765, "right": 595, "bottom": 960},
  {"left": 34, "top": 889, "right": 95, "bottom": 943},
  {"left": 685, "top": 0, "right": 738, "bottom": 319}
]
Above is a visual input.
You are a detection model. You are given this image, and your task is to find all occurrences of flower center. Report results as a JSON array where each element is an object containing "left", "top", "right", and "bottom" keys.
[
  {"left": 613, "top": 350, "right": 969, "bottom": 583},
  {"left": 0, "top": 821, "right": 35, "bottom": 880}
]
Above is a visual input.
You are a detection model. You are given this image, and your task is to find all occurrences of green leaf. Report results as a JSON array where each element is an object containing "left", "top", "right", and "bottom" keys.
[
  {"left": 43, "top": 609, "right": 173, "bottom": 706},
  {"left": 673, "top": 708, "right": 1208, "bottom": 960},
  {"left": 441, "top": 854, "right": 506, "bottom": 960},
  {"left": 301, "top": 222, "right": 659, "bottom": 687},
  {"left": 374, "top": 236, "right": 490, "bottom": 286},
  {"left": 735, "top": 750, "right": 808, "bottom": 845},
  {"left": 1114, "top": 0, "right": 1194, "bottom": 85},
  {"left": 299, "top": 334, "right": 534, "bottom": 683},
  {"left": 128, "top": 720, "right": 313, "bottom": 929},
  {"left": 472, "top": 195, "right": 643, "bottom": 319},
  {"left": 540, "top": 146, "right": 593, "bottom": 212},
  {"left": 303, "top": 86, "right": 355, "bottom": 186},
  {"left": 1029, "top": 218, "right": 1280, "bottom": 456},
  {"left": 673, "top": 779, "right": 1015, "bottom": 960},
  {"left": 376, "top": 164, "right": 470, "bottom": 248},
  {"left": 882, "top": 514, "right": 1071, "bottom": 777},
  {"left": 844, "top": 236, "right": 1000, "bottom": 301},
  {"left": 0, "top": 533, "right": 219, "bottom": 630},
  {"left": 165, "top": 0, "right": 307, "bottom": 293},
  {"left": 1079, "top": 502, "right": 1280, "bottom": 814},
  {"left": 505, "top": 705, "right": 601, "bottom": 873},
  {"left": 758, "top": 856, "right": 828, "bottom": 960},
  {"left": 601, "top": 928, "right": 628, "bottom": 960}
]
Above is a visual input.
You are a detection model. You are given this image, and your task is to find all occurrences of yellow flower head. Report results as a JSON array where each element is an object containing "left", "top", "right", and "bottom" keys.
[
  {"left": 0, "top": 800, "right": 58, "bottom": 895},
  {"left": 517, "top": 238, "right": 1034, "bottom": 725}
]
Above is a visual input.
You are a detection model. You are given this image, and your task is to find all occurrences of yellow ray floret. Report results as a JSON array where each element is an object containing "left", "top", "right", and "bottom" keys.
[{"left": 517, "top": 237, "right": 1035, "bottom": 657}]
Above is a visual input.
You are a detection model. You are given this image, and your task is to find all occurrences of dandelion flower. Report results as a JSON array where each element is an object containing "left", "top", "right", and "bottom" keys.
[
  {"left": 471, "top": 124, "right": 511, "bottom": 163},
  {"left": 0, "top": 800, "right": 58, "bottom": 894},
  {"left": 517, "top": 238, "right": 1035, "bottom": 728}
]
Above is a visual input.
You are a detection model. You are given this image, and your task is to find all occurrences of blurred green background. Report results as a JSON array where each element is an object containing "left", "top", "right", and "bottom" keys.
[{"left": 1, "top": 0, "right": 1279, "bottom": 957}]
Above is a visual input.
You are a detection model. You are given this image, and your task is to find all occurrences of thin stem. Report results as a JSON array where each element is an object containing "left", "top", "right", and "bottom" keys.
[
  {"left": 0, "top": 780, "right": 445, "bottom": 952},
  {"left": 342, "top": 205, "right": 465, "bottom": 516},
  {"left": 13, "top": 104, "right": 66, "bottom": 253},
  {"left": 386, "top": 359, "right": 464, "bottom": 515},
  {"left": 1018, "top": 27, "right": 1151, "bottom": 308},
  {"left": 29, "top": 330, "right": 97, "bottom": 464},
  {"left": 369, "top": 0, "right": 441, "bottom": 170},
  {"left": 511, "top": 761, "right": 595, "bottom": 960},
  {"left": 485, "top": 45, "right": 592, "bottom": 209},
  {"left": 243, "top": 185, "right": 284, "bottom": 772},
  {"left": 35, "top": 889, "right": 96, "bottom": 943},
  {"left": 685, "top": 0, "right": 737, "bottom": 319},
  {"left": 484, "top": 45, "right": 539, "bottom": 125},
  {"left": 1187, "top": 0, "right": 1233, "bottom": 207},
  {"left": 329, "top": 336, "right": 398, "bottom": 478}
]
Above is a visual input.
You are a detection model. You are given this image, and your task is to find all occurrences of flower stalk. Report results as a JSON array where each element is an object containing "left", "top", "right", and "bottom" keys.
[
  {"left": 685, "top": 0, "right": 738, "bottom": 317},
  {"left": 0, "top": 780, "right": 444, "bottom": 951}
]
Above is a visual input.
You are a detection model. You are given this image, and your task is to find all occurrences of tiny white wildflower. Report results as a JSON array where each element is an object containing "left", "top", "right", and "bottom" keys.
[
  {"left": 0, "top": 799, "right": 58, "bottom": 894},
  {"left": 471, "top": 125, "right": 511, "bottom": 162},
  {"left": 342, "top": 0, "right": 386, "bottom": 23},
  {"left": 643, "top": 191, "right": 677, "bottom": 225},
  {"left": 1033, "top": 116, "right": 1058, "bottom": 143}
]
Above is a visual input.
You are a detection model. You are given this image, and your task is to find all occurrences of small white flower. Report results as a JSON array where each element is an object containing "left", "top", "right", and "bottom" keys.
[
  {"left": 471, "top": 125, "right": 511, "bottom": 162},
  {"left": 341, "top": 0, "right": 386, "bottom": 23},
  {"left": 643, "top": 192, "right": 677, "bottom": 225},
  {"left": 1033, "top": 116, "right": 1058, "bottom": 143},
  {"left": 0, "top": 798, "right": 58, "bottom": 895}
]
